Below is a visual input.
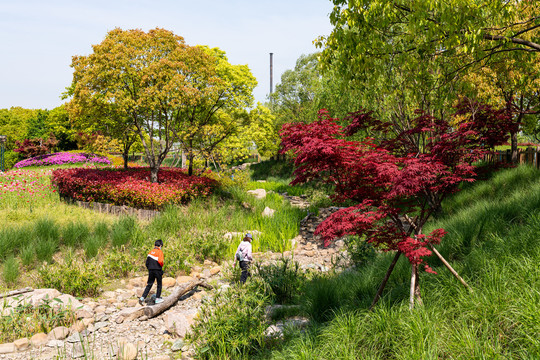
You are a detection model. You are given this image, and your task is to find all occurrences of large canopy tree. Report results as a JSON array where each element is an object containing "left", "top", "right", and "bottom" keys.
[
  {"left": 68, "top": 28, "right": 222, "bottom": 182},
  {"left": 316, "top": 0, "right": 539, "bottom": 156}
]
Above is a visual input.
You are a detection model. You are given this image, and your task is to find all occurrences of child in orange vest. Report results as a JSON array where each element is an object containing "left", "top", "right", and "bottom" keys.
[{"left": 139, "top": 239, "right": 164, "bottom": 305}]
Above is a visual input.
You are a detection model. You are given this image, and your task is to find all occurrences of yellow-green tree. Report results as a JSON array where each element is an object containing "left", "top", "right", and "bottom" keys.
[
  {"left": 68, "top": 28, "right": 221, "bottom": 182},
  {"left": 171, "top": 46, "right": 257, "bottom": 175}
]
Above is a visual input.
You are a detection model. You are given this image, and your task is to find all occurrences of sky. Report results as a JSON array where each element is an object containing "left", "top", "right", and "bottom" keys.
[{"left": 0, "top": 0, "right": 334, "bottom": 110}]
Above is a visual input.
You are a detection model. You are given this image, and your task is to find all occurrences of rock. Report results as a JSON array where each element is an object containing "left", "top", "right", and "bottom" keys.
[
  {"left": 305, "top": 250, "right": 315, "bottom": 257},
  {"left": 152, "top": 356, "right": 171, "bottom": 360},
  {"left": 13, "top": 337, "right": 30, "bottom": 351},
  {"left": 203, "top": 259, "right": 213, "bottom": 266},
  {"left": 76, "top": 309, "right": 94, "bottom": 319},
  {"left": 28, "top": 288, "right": 62, "bottom": 306},
  {"left": 176, "top": 275, "right": 194, "bottom": 284},
  {"left": 118, "top": 342, "right": 138, "bottom": 360},
  {"left": 30, "top": 332, "right": 49, "bottom": 347},
  {"left": 103, "top": 290, "right": 116, "bottom": 298},
  {"left": 127, "top": 299, "right": 139, "bottom": 307},
  {"left": 247, "top": 188, "right": 266, "bottom": 199},
  {"left": 202, "top": 269, "right": 211, "bottom": 278},
  {"left": 94, "top": 305, "right": 107, "bottom": 314},
  {"left": 129, "top": 276, "right": 147, "bottom": 287},
  {"left": 262, "top": 206, "right": 275, "bottom": 217},
  {"left": 335, "top": 239, "right": 345, "bottom": 248},
  {"left": 171, "top": 338, "right": 184, "bottom": 351},
  {"left": 0, "top": 343, "right": 15, "bottom": 354},
  {"left": 72, "top": 343, "right": 85, "bottom": 358},
  {"left": 162, "top": 277, "right": 176, "bottom": 288},
  {"left": 46, "top": 339, "right": 64, "bottom": 348},
  {"left": 71, "top": 319, "right": 87, "bottom": 333},
  {"left": 48, "top": 326, "right": 70, "bottom": 340},
  {"left": 93, "top": 321, "right": 109, "bottom": 332},
  {"left": 265, "top": 317, "right": 310, "bottom": 339},
  {"left": 210, "top": 266, "right": 221, "bottom": 276},
  {"left": 164, "top": 312, "right": 191, "bottom": 337},
  {"left": 66, "top": 331, "right": 82, "bottom": 343}
]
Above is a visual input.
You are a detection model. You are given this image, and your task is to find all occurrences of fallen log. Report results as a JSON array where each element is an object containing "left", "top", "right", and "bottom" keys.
[
  {"left": 0, "top": 287, "right": 33, "bottom": 300},
  {"left": 143, "top": 280, "right": 213, "bottom": 319}
]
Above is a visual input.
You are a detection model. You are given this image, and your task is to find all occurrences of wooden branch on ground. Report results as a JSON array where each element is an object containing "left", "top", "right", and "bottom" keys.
[
  {"left": 143, "top": 280, "right": 213, "bottom": 319},
  {"left": 0, "top": 287, "right": 33, "bottom": 300}
]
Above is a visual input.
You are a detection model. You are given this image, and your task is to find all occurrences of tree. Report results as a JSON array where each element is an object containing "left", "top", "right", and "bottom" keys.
[
  {"left": 280, "top": 104, "right": 512, "bottom": 309},
  {"left": 171, "top": 46, "right": 257, "bottom": 175},
  {"left": 68, "top": 28, "right": 219, "bottom": 182},
  {"left": 316, "top": 1, "right": 540, "bottom": 147}
]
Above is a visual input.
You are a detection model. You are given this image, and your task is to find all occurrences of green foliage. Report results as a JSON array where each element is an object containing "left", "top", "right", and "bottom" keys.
[
  {"left": 84, "top": 236, "right": 102, "bottom": 259},
  {"left": 111, "top": 216, "right": 137, "bottom": 247},
  {"left": 20, "top": 244, "right": 36, "bottom": 267},
  {"left": 38, "top": 260, "right": 103, "bottom": 297},
  {"left": 102, "top": 246, "right": 137, "bottom": 278},
  {"left": 0, "top": 297, "right": 76, "bottom": 343},
  {"left": 255, "top": 258, "right": 306, "bottom": 305},
  {"left": 345, "top": 235, "right": 376, "bottom": 268},
  {"left": 189, "top": 278, "right": 270, "bottom": 359},
  {"left": 62, "top": 222, "right": 90, "bottom": 248},
  {"left": 34, "top": 238, "right": 59, "bottom": 263},
  {"left": 34, "top": 218, "right": 60, "bottom": 242},
  {"left": 2, "top": 256, "right": 19, "bottom": 285}
]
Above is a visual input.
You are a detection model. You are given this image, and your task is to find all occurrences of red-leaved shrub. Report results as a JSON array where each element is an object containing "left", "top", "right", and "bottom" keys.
[{"left": 52, "top": 167, "right": 218, "bottom": 210}]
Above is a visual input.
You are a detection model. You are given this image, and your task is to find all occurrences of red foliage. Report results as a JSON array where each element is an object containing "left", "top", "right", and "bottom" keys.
[
  {"left": 52, "top": 167, "right": 218, "bottom": 210},
  {"left": 14, "top": 134, "right": 58, "bottom": 159},
  {"left": 281, "top": 105, "right": 512, "bottom": 272}
]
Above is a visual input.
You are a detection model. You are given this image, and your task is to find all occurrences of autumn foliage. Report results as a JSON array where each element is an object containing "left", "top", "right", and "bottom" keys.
[
  {"left": 52, "top": 168, "right": 218, "bottom": 210},
  {"left": 280, "top": 104, "right": 512, "bottom": 273}
]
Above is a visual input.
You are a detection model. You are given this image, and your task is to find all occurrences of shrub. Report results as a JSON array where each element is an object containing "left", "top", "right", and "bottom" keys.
[
  {"left": 20, "top": 245, "right": 35, "bottom": 267},
  {"left": 2, "top": 256, "right": 19, "bottom": 285},
  {"left": 189, "top": 278, "right": 270, "bottom": 359},
  {"left": 255, "top": 258, "right": 306, "bottom": 304},
  {"left": 52, "top": 167, "right": 218, "bottom": 210},
  {"left": 34, "top": 218, "right": 59, "bottom": 242},
  {"left": 14, "top": 151, "right": 110, "bottom": 168},
  {"left": 93, "top": 221, "right": 109, "bottom": 241},
  {"left": 38, "top": 260, "right": 103, "bottom": 297},
  {"left": 84, "top": 236, "right": 102, "bottom": 259},
  {"left": 103, "top": 247, "right": 136, "bottom": 277},
  {"left": 34, "top": 238, "right": 58, "bottom": 263},
  {"left": 345, "top": 235, "right": 377, "bottom": 268}
]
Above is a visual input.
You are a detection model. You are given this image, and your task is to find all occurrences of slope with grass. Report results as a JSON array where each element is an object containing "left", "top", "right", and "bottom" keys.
[{"left": 266, "top": 165, "right": 540, "bottom": 359}]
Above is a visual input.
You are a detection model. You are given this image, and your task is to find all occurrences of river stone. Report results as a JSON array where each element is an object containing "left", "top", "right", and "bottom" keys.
[
  {"left": 118, "top": 342, "right": 138, "bottom": 360},
  {"left": 247, "top": 188, "right": 266, "bottom": 199},
  {"left": 0, "top": 343, "right": 15, "bottom": 354},
  {"left": 162, "top": 277, "right": 176, "bottom": 288},
  {"left": 171, "top": 338, "right": 184, "bottom": 351},
  {"left": 30, "top": 332, "right": 49, "bottom": 347},
  {"left": 13, "top": 337, "right": 30, "bottom": 350},
  {"left": 48, "top": 326, "right": 70, "bottom": 340},
  {"left": 262, "top": 206, "right": 275, "bottom": 217},
  {"left": 46, "top": 339, "right": 64, "bottom": 348},
  {"left": 176, "top": 275, "right": 194, "bottom": 284},
  {"left": 164, "top": 312, "right": 191, "bottom": 337}
]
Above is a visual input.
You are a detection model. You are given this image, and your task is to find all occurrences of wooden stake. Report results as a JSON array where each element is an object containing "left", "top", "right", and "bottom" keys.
[
  {"left": 428, "top": 244, "right": 472, "bottom": 291},
  {"left": 409, "top": 263, "right": 417, "bottom": 310},
  {"left": 370, "top": 251, "right": 401, "bottom": 310}
]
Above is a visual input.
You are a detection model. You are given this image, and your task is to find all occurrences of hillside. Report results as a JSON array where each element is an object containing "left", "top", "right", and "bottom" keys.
[{"left": 263, "top": 165, "right": 540, "bottom": 359}]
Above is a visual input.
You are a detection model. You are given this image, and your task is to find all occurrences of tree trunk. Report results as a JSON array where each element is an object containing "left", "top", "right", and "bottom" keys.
[
  {"left": 511, "top": 131, "right": 518, "bottom": 164},
  {"left": 409, "top": 263, "right": 417, "bottom": 310},
  {"left": 150, "top": 166, "right": 159, "bottom": 183},
  {"left": 122, "top": 152, "right": 129, "bottom": 169},
  {"left": 370, "top": 251, "right": 401, "bottom": 310},
  {"left": 143, "top": 280, "right": 213, "bottom": 319}
]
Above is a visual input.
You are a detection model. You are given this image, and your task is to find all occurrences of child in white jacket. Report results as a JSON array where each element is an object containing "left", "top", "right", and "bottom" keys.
[{"left": 235, "top": 233, "right": 253, "bottom": 283}]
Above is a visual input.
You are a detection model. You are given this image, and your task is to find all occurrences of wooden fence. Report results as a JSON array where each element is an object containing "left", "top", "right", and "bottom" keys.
[{"left": 482, "top": 148, "right": 540, "bottom": 169}]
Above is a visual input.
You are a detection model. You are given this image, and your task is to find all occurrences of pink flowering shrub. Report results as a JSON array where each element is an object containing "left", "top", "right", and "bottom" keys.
[
  {"left": 51, "top": 167, "right": 219, "bottom": 209},
  {"left": 14, "top": 152, "right": 111, "bottom": 168}
]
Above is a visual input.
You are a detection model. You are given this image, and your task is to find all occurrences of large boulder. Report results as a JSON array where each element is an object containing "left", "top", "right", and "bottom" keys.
[
  {"left": 247, "top": 189, "right": 267, "bottom": 199},
  {"left": 164, "top": 312, "right": 191, "bottom": 338}
]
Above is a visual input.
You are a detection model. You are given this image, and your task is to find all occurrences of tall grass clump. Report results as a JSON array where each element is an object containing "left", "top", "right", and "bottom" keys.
[
  {"left": 62, "top": 222, "right": 90, "bottom": 248},
  {"left": 111, "top": 216, "right": 137, "bottom": 247},
  {"left": 34, "top": 218, "right": 60, "bottom": 242},
  {"left": 2, "top": 256, "right": 20, "bottom": 285},
  {"left": 189, "top": 278, "right": 270, "bottom": 359}
]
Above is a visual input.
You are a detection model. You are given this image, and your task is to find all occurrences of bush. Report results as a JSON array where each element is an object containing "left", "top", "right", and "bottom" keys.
[
  {"left": 189, "top": 278, "right": 270, "bottom": 359},
  {"left": 38, "top": 260, "right": 103, "bottom": 297},
  {"left": 111, "top": 216, "right": 137, "bottom": 247},
  {"left": 20, "top": 244, "right": 35, "bottom": 267},
  {"left": 255, "top": 258, "right": 306, "bottom": 304},
  {"left": 345, "top": 235, "right": 377, "bottom": 268},
  {"left": 52, "top": 167, "right": 218, "bottom": 210},
  {"left": 84, "top": 236, "right": 102, "bottom": 259},
  {"left": 34, "top": 238, "right": 58, "bottom": 263},
  {"left": 103, "top": 247, "right": 136, "bottom": 278}
]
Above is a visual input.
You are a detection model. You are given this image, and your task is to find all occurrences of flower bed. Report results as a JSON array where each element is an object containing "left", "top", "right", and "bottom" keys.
[
  {"left": 51, "top": 167, "right": 218, "bottom": 209},
  {"left": 14, "top": 152, "right": 111, "bottom": 168}
]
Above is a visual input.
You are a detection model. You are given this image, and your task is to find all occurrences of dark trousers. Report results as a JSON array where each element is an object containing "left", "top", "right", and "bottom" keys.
[
  {"left": 142, "top": 269, "right": 163, "bottom": 299},
  {"left": 239, "top": 261, "right": 250, "bottom": 283}
]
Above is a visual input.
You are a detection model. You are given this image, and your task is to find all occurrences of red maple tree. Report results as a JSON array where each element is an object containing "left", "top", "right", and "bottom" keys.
[{"left": 280, "top": 104, "right": 512, "bottom": 308}]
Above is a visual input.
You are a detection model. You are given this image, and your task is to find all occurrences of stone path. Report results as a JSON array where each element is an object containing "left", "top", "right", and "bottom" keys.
[{"left": 0, "top": 193, "right": 350, "bottom": 360}]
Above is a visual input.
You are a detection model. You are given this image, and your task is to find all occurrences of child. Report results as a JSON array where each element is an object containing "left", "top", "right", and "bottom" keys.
[
  {"left": 235, "top": 233, "right": 253, "bottom": 284},
  {"left": 139, "top": 239, "right": 164, "bottom": 305}
]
